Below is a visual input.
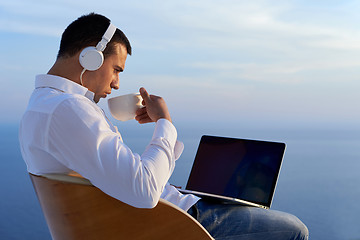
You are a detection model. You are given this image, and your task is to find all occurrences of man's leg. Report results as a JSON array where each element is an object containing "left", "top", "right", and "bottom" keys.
[{"left": 188, "top": 200, "right": 309, "bottom": 240}]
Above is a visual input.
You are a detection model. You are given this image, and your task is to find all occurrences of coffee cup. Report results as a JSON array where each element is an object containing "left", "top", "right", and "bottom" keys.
[{"left": 108, "top": 93, "right": 144, "bottom": 121}]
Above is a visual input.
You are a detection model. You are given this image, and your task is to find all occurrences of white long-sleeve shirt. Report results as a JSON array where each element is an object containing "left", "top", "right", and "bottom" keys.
[{"left": 19, "top": 74, "right": 199, "bottom": 210}]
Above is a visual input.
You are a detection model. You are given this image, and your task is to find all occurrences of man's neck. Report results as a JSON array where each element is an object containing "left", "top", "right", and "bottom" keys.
[{"left": 47, "top": 56, "right": 83, "bottom": 86}]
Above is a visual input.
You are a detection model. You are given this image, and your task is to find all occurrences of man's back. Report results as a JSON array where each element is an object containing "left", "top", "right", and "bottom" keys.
[{"left": 20, "top": 75, "right": 101, "bottom": 174}]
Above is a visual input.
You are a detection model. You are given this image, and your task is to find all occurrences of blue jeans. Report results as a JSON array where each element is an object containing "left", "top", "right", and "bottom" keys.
[{"left": 187, "top": 200, "right": 309, "bottom": 240}]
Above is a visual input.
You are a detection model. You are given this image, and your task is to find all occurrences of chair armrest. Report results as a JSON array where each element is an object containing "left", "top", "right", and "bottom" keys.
[{"left": 40, "top": 173, "right": 92, "bottom": 185}]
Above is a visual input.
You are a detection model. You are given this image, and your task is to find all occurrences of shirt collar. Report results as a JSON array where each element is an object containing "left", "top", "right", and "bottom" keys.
[{"left": 35, "top": 74, "right": 95, "bottom": 101}]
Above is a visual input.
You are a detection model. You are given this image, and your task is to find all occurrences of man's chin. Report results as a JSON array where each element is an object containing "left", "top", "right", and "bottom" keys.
[
  {"left": 93, "top": 96, "right": 101, "bottom": 103},
  {"left": 94, "top": 93, "right": 109, "bottom": 103}
]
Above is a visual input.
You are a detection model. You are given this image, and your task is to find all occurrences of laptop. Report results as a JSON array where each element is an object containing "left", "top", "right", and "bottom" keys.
[{"left": 179, "top": 135, "right": 286, "bottom": 209}]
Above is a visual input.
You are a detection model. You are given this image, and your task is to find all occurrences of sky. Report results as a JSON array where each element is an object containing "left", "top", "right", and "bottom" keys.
[{"left": 1, "top": 0, "right": 359, "bottom": 130}]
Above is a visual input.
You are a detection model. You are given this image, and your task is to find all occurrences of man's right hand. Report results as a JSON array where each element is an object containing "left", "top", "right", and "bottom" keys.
[{"left": 135, "top": 87, "right": 172, "bottom": 124}]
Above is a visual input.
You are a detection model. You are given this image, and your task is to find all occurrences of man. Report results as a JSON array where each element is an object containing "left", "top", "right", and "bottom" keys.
[{"left": 19, "top": 13, "right": 308, "bottom": 239}]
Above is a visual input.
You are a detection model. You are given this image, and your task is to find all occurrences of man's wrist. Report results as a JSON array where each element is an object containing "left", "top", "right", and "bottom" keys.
[
  {"left": 153, "top": 119, "right": 177, "bottom": 148},
  {"left": 156, "top": 116, "right": 172, "bottom": 123}
]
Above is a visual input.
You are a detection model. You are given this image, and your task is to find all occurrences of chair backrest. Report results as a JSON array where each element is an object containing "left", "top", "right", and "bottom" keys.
[{"left": 30, "top": 173, "right": 213, "bottom": 240}]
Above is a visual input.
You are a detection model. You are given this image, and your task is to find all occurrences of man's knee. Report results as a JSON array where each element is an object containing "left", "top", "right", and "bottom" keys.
[
  {"left": 274, "top": 210, "right": 309, "bottom": 240},
  {"left": 292, "top": 216, "right": 309, "bottom": 240}
]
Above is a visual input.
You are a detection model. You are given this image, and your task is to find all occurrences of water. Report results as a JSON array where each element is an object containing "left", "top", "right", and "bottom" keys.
[
  {"left": 0, "top": 124, "right": 51, "bottom": 239},
  {"left": 1, "top": 123, "right": 359, "bottom": 240}
]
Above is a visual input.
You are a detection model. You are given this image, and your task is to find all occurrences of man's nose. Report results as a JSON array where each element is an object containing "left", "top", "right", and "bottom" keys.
[{"left": 111, "top": 77, "right": 119, "bottom": 90}]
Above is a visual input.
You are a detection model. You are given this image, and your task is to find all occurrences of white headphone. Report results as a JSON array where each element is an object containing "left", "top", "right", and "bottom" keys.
[{"left": 79, "top": 23, "right": 117, "bottom": 71}]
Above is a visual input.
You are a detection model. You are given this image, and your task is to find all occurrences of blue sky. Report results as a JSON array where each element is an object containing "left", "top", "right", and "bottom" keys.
[{"left": 1, "top": 0, "right": 359, "bottom": 129}]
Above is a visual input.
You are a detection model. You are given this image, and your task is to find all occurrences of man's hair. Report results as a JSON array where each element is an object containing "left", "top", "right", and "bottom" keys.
[{"left": 57, "top": 13, "right": 132, "bottom": 59}]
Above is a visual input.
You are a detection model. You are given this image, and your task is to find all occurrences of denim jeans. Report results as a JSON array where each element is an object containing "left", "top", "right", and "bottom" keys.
[{"left": 187, "top": 200, "right": 309, "bottom": 240}]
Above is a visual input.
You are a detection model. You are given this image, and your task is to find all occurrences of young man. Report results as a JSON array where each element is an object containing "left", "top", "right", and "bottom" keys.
[{"left": 19, "top": 13, "right": 308, "bottom": 239}]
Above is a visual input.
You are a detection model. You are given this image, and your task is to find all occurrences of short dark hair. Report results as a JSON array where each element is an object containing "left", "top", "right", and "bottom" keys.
[{"left": 57, "top": 13, "right": 132, "bottom": 59}]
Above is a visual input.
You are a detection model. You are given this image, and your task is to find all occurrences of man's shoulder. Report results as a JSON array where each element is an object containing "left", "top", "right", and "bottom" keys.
[
  {"left": 56, "top": 91, "right": 92, "bottom": 105},
  {"left": 28, "top": 88, "right": 94, "bottom": 115},
  {"left": 53, "top": 91, "right": 96, "bottom": 114}
]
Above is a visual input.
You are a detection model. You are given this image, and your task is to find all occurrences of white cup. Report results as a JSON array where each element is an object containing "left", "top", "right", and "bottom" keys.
[{"left": 108, "top": 93, "right": 144, "bottom": 121}]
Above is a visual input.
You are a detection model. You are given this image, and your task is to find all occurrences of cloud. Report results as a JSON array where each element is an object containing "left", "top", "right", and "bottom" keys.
[
  {"left": 2, "top": 1, "right": 360, "bottom": 52},
  {"left": 109, "top": 0, "right": 360, "bottom": 86},
  {"left": 137, "top": 0, "right": 360, "bottom": 51},
  {"left": 184, "top": 58, "right": 360, "bottom": 84},
  {"left": 0, "top": 0, "right": 128, "bottom": 37}
]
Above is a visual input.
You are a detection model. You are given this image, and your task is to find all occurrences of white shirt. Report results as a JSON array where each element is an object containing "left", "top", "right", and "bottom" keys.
[{"left": 19, "top": 74, "right": 199, "bottom": 211}]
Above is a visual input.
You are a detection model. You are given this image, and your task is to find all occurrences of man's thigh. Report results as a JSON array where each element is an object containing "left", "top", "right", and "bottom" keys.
[{"left": 189, "top": 200, "right": 309, "bottom": 240}]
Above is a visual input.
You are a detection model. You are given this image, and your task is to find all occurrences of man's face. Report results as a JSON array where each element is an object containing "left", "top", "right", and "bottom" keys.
[{"left": 85, "top": 43, "right": 128, "bottom": 103}]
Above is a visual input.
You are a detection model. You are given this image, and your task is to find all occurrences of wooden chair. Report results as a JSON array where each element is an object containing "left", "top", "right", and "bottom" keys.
[{"left": 29, "top": 173, "right": 213, "bottom": 240}]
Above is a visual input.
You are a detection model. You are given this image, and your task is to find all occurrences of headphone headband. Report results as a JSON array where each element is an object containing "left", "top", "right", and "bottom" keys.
[
  {"left": 96, "top": 23, "right": 117, "bottom": 51},
  {"left": 79, "top": 22, "right": 117, "bottom": 72}
]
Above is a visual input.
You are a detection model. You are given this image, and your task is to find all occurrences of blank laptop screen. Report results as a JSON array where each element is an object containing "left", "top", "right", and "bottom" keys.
[{"left": 186, "top": 135, "right": 286, "bottom": 207}]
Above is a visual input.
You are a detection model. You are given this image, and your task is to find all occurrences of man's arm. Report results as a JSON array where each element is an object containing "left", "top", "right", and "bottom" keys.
[{"left": 48, "top": 96, "right": 177, "bottom": 208}]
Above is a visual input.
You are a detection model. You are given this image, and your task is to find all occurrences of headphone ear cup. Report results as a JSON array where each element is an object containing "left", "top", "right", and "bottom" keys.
[{"left": 79, "top": 46, "right": 104, "bottom": 71}]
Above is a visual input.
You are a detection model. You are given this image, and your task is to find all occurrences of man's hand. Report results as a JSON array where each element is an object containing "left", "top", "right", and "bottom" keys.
[{"left": 135, "top": 87, "right": 172, "bottom": 124}]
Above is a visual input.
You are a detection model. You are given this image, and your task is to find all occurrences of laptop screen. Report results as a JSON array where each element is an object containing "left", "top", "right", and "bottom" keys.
[{"left": 186, "top": 135, "right": 286, "bottom": 207}]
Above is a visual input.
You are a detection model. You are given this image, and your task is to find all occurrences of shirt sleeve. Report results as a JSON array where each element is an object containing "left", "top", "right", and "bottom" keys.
[
  {"left": 160, "top": 183, "right": 201, "bottom": 211},
  {"left": 47, "top": 97, "right": 178, "bottom": 208}
]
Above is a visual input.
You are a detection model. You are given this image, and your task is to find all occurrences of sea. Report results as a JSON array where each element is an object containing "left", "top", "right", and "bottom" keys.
[{"left": 1, "top": 122, "right": 359, "bottom": 240}]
